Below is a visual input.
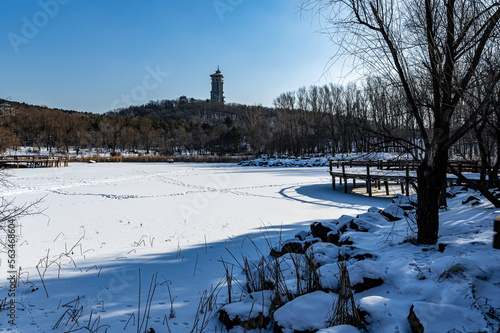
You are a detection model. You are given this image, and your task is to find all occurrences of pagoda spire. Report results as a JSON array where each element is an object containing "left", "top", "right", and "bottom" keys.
[{"left": 210, "top": 67, "right": 224, "bottom": 103}]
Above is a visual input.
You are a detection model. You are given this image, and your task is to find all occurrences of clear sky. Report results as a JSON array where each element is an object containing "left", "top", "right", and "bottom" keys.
[{"left": 0, "top": 0, "right": 348, "bottom": 114}]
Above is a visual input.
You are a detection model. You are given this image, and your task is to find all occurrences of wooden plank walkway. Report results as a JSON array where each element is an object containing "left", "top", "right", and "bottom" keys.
[
  {"left": 0, "top": 155, "right": 69, "bottom": 168},
  {"left": 329, "top": 160, "right": 484, "bottom": 197}
]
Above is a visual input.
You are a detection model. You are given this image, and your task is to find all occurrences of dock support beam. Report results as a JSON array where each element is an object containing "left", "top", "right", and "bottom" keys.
[
  {"left": 342, "top": 163, "right": 348, "bottom": 194},
  {"left": 405, "top": 163, "right": 410, "bottom": 196},
  {"left": 366, "top": 162, "right": 372, "bottom": 197}
]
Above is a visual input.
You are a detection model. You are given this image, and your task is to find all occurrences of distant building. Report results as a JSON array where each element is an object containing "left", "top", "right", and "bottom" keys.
[
  {"left": 210, "top": 67, "right": 224, "bottom": 104},
  {"left": 0, "top": 102, "right": 15, "bottom": 117},
  {"left": 179, "top": 95, "right": 188, "bottom": 104}
]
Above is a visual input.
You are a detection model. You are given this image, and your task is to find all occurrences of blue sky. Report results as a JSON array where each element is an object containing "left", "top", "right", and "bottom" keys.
[{"left": 0, "top": 0, "right": 348, "bottom": 113}]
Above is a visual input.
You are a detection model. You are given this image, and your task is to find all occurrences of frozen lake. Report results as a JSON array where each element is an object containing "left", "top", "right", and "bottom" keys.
[{"left": 1, "top": 163, "right": 391, "bottom": 332}]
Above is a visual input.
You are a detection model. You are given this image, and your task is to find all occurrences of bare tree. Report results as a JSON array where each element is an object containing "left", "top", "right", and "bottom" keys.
[
  {"left": 244, "top": 106, "right": 271, "bottom": 155},
  {"left": 302, "top": 0, "right": 500, "bottom": 244},
  {"left": 0, "top": 171, "right": 43, "bottom": 253},
  {"left": 99, "top": 114, "right": 123, "bottom": 153}
]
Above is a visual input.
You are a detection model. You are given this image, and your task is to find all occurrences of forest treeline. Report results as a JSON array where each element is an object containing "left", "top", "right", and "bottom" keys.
[{"left": 0, "top": 76, "right": 497, "bottom": 160}]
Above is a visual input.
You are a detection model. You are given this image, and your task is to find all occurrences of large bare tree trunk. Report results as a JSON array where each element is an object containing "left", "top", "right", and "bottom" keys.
[{"left": 417, "top": 152, "right": 448, "bottom": 244}]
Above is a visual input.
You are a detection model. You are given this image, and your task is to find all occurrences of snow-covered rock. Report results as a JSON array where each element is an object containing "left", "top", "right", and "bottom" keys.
[
  {"left": 219, "top": 290, "right": 273, "bottom": 330},
  {"left": 409, "top": 302, "right": 489, "bottom": 333},
  {"left": 317, "top": 263, "right": 340, "bottom": 291},
  {"left": 317, "top": 325, "right": 361, "bottom": 333},
  {"left": 306, "top": 242, "right": 339, "bottom": 266},
  {"left": 380, "top": 203, "right": 407, "bottom": 221},
  {"left": 273, "top": 291, "right": 335, "bottom": 333}
]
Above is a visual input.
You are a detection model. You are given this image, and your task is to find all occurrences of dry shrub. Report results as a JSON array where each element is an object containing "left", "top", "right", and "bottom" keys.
[
  {"left": 326, "top": 260, "right": 362, "bottom": 328},
  {"left": 438, "top": 263, "right": 467, "bottom": 281}
]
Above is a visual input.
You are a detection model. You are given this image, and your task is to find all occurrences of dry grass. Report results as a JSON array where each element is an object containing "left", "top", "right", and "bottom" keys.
[
  {"left": 69, "top": 154, "right": 249, "bottom": 164},
  {"left": 326, "top": 260, "right": 362, "bottom": 328},
  {"left": 438, "top": 263, "right": 467, "bottom": 281}
]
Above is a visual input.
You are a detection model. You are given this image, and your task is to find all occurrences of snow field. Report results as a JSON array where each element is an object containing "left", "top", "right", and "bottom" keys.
[{"left": 0, "top": 163, "right": 387, "bottom": 332}]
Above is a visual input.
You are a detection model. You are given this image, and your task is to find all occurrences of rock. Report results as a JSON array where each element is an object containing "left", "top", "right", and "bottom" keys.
[
  {"left": 339, "top": 237, "right": 353, "bottom": 246},
  {"left": 352, "top": 253, "right": 373, "bottom": 261},
  {"left": 317, "top": 326, "right": 361, "bottom": 333},
  {"left": 273, "top": 291, "right": 334, "bottom": 333},
  {"left": 295, "top": 230, "right": 309, "bottom": 241},
  {"left": 317, "top": 263, "right": 340, "bottom": 291},
  {"left": 380, "top": 204, "right": 404, "bottom": 221},
  {"left": 352, "top": 277, "right": 384, "bottom": 293},
  {"left": 392, "top": 194, "right": 410, "bottom": 205},
  {"left": 349, "top": 221, "right": 368, "bottom": 232},
  {"left": 408, "top": 302, "right": 488, "bottom": 332},
  {"left": 219, "top": 308, "right": 270, "bottom": 331},
  {"left": 407, "top": 305, "right": 424, "bottom": 333},
  {"left": 311, "top": 222, "right": 334, "bottom": 242},
  {"left": 327, "top": 231, "right": 341, "bottom": 245},
  {"left": 270, "top": 238, "right": 320, "bottom": 257},
  {"left": 338, "top": 224, "right": 349, "bottom": 234},
  {"left": 338, "top": 215, "right": 355, "bottom": 227},
  {"left": 270, "top": 240, "right": 305, "bottom": 257},
  {"left": 306, "top": 242, "right": 339, "bottom": 266},
  {"left": 438, "top": 243, "right": 447, "bottom": 253},
  {"left": 336, "top": 245, "right": 374, "bottom": 262},
  {"left": 219, "top": 291, "right": 272, "bottom": 331}
]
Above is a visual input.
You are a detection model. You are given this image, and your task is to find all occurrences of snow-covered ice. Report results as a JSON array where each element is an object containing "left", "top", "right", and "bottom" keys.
[{"left": 0, "top": 163, "right": 387, "bottom": 332}]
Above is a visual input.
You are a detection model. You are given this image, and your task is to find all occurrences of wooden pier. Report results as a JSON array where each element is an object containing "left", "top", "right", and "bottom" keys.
[
  {"left": 329, "top": 160, "right": 482, "bottom": 197},
  {"left": 0, "top": 155, "right": 69, "bottom": 168}
]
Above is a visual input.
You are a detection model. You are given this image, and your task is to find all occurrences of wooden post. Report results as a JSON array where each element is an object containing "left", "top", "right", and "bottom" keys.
[
  {"left": 332, "top": 176, "right": 336, "bottom": 190},
  {"left": 353, "top": 179, "right": 356, "bottom": 188},
  {"left": 405, "top": 163, "right": 410, "bottom": 197},
  {"left": 366, "top": 162, "right": 372, "bottom": 197},
  {"left": 385, "top": 181, "right": 389, "bottom": 195},
  {"left": 342, "top": 163, "right": 348, "bottom": 193},
  {"left": 400, "top": 181, "right": 404, "bottom": 194},
  {"left": 377, "top": 181, "right": 381, "bottom": 190}
]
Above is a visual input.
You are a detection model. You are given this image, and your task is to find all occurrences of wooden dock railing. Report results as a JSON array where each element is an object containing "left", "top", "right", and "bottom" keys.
[
  {"left": 0, "top": 155, "right": 69, "bottom": 168},
  {"left": 329, "top": 160, "right": 490, "bottom": 197}
]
